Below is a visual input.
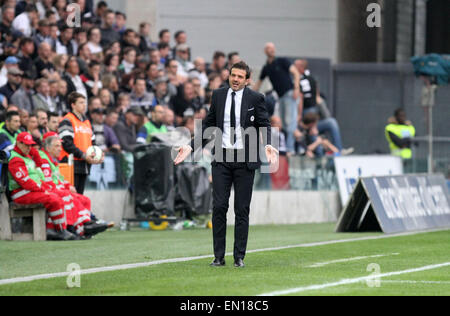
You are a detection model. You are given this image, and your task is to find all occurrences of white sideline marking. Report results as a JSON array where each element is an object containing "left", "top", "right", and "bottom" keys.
[
  {"left": 258, "top": 262, "right": 450, "bottom": 296},
  {"left": 0, "top": 228, "right": 447, "bottom": 286},
  {"left": 307, "top": 253, "right": 400, "bottom": 268},
  {"left": 381, "top": 280, "right": 450, "bottom": 285}
]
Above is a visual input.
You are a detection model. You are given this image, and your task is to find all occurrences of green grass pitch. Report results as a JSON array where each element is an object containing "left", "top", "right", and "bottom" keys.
[{"left": 0, "top": 223, "right": 449, "bottom": 296}]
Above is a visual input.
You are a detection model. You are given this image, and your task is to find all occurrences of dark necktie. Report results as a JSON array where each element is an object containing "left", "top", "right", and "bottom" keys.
[{"left": 230, "top": 91, "right": 236, "bottom": 145}]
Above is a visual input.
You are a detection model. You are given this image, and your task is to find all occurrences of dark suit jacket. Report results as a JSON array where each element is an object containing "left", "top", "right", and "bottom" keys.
[{"left": 191, "top": 86, "right": 271, "bottom": 170}]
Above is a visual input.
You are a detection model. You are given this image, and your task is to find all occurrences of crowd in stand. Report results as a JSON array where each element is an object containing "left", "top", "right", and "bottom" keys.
[{"left": 0, "top": 0, "right": 351, "bottom": 190}]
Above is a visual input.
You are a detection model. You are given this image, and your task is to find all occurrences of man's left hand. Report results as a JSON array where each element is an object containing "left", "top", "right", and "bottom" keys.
[{"left": 265, "top": 145, "right": 279, "bottom": 166}]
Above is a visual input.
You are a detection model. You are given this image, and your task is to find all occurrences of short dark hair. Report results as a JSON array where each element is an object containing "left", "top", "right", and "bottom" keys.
[
  {"left": 19, "top": 37, "right": 34, "bottom": 48},
  {"left": 174, "top": 30, "right": 185, "bottom": 39},
  {"left": 157, "top": 42, "right": 169, "bottom": 50},
  {"left": 302, "top": 112, "right": 319, "bottom": 125},
  {"left": 116, "top": 11, "right": 127, "bottom": 19},
  {"left": 6, "top": 111, "right": 20, "bottom": 121},
  {"left": 159, "top": 29, "right": 170, "bottom": 39},
  {"left": 228, "top": 51, "right": 239, "bottom": 61},
  {"left": 230, "top": 61, "right": 251, "bottom": 79},
  {"left": 213, "top": 51, "right": 225, "bottom": 60},
  {"left": 68, "top": 92, "right": 86, "bottom": 108},
  {"left": 48, "top": 112, "right": 59, "bottom": 120},
  {"left": 394, "top": 108, "right": 405, "bottom": 117},
  {"left": 97, "top": 1, "right": 108, "bottom": 9}
]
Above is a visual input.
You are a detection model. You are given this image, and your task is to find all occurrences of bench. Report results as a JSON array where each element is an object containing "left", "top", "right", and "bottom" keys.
[
  {"left": 0, "top": 192, "right": 47, "bottom": 241},
  {"left": 0, "top": 161, "right": 74, "bottom": 241}
]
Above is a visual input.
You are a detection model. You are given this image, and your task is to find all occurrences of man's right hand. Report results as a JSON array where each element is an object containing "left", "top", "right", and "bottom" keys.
[{"left": 174, "top": 145, "right": 193, "bottom": 165}]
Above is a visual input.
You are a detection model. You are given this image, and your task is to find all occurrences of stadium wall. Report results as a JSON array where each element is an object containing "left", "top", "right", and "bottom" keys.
[
  {"left": 84, "top": 190, "right": 341, "bottom": 226},
  {"left": 102, "top": 0, "right": 339, "bottom": 68}
]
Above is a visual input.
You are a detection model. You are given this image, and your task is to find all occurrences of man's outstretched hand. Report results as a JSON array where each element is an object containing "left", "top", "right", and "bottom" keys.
[
  {"left": 174, "top": 145, "right": 193, "bottom": 165},
  {"left": 265, "top": 145, "right": 279, "bottom": 167}
]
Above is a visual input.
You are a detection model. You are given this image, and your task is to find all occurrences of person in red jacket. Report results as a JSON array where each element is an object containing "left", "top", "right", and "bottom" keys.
[
  {"left": 8, "top": 132, "right": 77, "bottom": 241},
  {"left": 33, "top": 132, "right": 108, "bottom": 238}
]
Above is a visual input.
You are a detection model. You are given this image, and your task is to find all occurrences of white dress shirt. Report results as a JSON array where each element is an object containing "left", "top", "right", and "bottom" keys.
[{"left": 223, "top": 88, "right": 244, "bottom": 149}]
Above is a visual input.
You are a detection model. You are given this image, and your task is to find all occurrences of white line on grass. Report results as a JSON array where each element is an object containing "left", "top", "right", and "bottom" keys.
[
  {"left": 258, "top": 262, "right": 450, "bottom": 296},
  {"left": 381, "top": 280, "right": 450, "bottom": 285},
  {"left": 0, "top": 228, "right": 447, "bottom": 286},
  {"left": 307, "top": 253, "right": 400, "bottom": 268}
]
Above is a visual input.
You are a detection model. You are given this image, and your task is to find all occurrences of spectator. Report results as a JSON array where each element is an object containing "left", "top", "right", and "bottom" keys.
[
  {"left": 115, "top": 92, "right": 131, "bottom": 119},
  {"left": 227, "top": 51, "right": 241, "bottom": 69},
  {"left": 52, "top": 53, "right": 68, "bottom": 77},
  {"left": 72, "top": 27, "right": 88, "bottom": 55},
  {"left": 54, "top": 79, "right": 69, "bottom": 115},
  {"left": 63, "top": 56, "right": 88, "bottom": 98},
  {"left": 80, "top": 60, "right": 102, "bottom": 97},
  {"left": 192, "top": 57, "right": 209, "bottom": 88},
  {"left": 17, "top": 37, "right": 37, "bottom": 79},
  {"left": 113, "top": 106, "right": 143, "bottom": 153},
  {"left": 35, "top": 108, "right": 49, "bottom": 135},
  {"left": 149, "top": 48, "right": 163, "bottom": 70},
  {"left": 76, "top": 42, "right": 92, "bottom": 75},
  {"left": 158, "top": 29, "right": 171, "bottom": 47},
  {"left": 12, "top": 3, "right": 38, "bottom": 37},
  {"left": 385, "top": 109, "right": 416, "bottom": 160},
  {"left": 87, "top": 26, "right": 103, "bottom": 56},
  {"left": 0, "top": 5, "right": 15, "bottom": 37},
  {"left": 104, "top": 108, "right": 119, "bottom": 128},
  {"left": 175, "top": 43, "right": 194, "bottom": 78},
  {"left": 190, "top": 77, "right": 205, "bottom": 106},
  {"left": 170, "top": 81, "right": 199, "bottom": 125},
  {"left": 10, "top": 71, "right": 35, "bottom": 113},
  {"left": 164, "top": 107, "right": 176, "bottom": 131},
  {"left": 19, "top": 108, "right": 29, "bottom": 131},
  {"left": 33, "top": 19, "right": 53, "bottom": 48},
  {"left": 102, "top": 53, "right": 119, "bottom": 77},
  {"left": 47, "top": 111, "right": 60, "bottom": 132},
  {"left": 0, "top": 67, "right": 23, "bottom": 103},
  {"left": 130, "top": 77, "right": 154, "bottom": 115},
  {"left": 158, "top": 42, "right": 170, "bottom": 64},
  {"left": 101, "top": 74, "right": 119, "bottom": 102},
  {"left": 165, "top": 58, "right": 185, "bottom": 89},
  {"left": 139, "top": 22, "right": 153, "bottom": 50},
  {"left": 294, "top": 59, "right": 345, "bottom": 153},
  {"left": 36, "top": 0, "right": 56, "bottom": 19},
  {"left": 87, "top": 96, "right": 103, "bottom": 117},
  {"left": 90, "top": 107, "right": 120, "bottom": 152},
  {"left": 119, "top": 47, "right": 136, "bottom": 75},
  {"left": 0, "top": 56, "right": 20, "bottom": 87},
  {"left": 253, "top": 42, "right": 301, "bottom": 154},
  {"left": 207, "top": 51, "right": 226, "bottom": 76},
  {"left": 35, "top": 42, "right": 57, "bottom": 80},
  {"left": 0, "top": 110, "right": 21, "bottom": 152},
  {"left": 98, "top": 88, "right": 113, "bottom": 108},
  {"left": 100, "top": 9, "right": 120, "bottom": 49},
  {"left": 145, "top": 62, "right": 159, "bottom": 92},
  {"left": 137, "top": 105, "right": 167, "bottom": 144},
  {"left": 115, "top": 12, "right": 127, "bottom": 35},
  {"left": 32, "top": 78, "right": 56, "bottom": 112},
  {"left": 26, "top": 113, "right": 40, "bottom": 139},
  {"left": 172, "top": 30, "right": 190, "bottom": 61},
  {"left": 55, "top": 25, "right": 75, "bottom": 56},
  {"left": 153, "top": 77, "right": 171, "bottom": 107}
]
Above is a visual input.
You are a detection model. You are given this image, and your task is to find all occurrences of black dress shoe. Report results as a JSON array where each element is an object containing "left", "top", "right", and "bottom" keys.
[
  {"left": 234, "top": 258, "right": 245, "bottom": 268},
  {"left": 84, "top": 222, "right": 108, "bottom": 236},
  {"left": 46, "top": 229, "right": 78, "bottom": 241},
  {"left": 210, "top": 258, "right": 225, "bottom": 267}
]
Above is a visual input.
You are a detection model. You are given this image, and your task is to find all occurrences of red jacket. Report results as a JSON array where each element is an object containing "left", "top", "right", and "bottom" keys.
[{"left": 8, "top": 146, "right": 46, "bottom": 194}]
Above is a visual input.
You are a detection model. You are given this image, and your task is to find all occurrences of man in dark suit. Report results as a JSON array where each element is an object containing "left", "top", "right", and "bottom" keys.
[{"left": 174, "top": 61, "right": 278, "bottom": 268}]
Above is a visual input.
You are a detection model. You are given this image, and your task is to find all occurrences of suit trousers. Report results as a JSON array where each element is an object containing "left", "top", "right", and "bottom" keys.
[{"left": 211, "top": 160, "right": 255, "bottom": 261}]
